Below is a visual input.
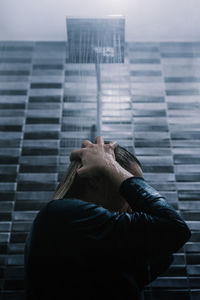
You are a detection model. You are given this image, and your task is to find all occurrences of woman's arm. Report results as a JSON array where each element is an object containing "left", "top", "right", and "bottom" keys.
[{"left": 118, "top": 176, "right": 191, "bottom": 257}]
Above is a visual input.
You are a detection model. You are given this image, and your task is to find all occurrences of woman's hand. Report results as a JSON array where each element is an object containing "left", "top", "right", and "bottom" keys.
[{"left": 70, "top": 136, "right": 118, "bottom": 178}]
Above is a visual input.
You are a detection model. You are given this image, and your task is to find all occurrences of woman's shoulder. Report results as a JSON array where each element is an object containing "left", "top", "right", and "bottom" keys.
[
  {"left": 48, "top": 197, "right": 101, "bottom": 210},
  {"left": 47, "top": 197, "right": 87, "bottom": 208},
  {"left": 45, "top": 198, "right": 101, "bottom": 221}
]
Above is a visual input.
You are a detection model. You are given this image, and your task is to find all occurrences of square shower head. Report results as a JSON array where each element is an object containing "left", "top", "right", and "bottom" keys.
[{"left": 66, "top": 16, "right": 125, "bottom": 63}]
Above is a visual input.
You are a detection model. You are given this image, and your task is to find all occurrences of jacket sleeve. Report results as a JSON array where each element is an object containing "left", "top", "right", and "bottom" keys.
[
  {"left": 117, "top": 176, "right": 191, "bottom": 258},
  {"left": 117, "top": 176, "right": 191, "bottom": 289}
]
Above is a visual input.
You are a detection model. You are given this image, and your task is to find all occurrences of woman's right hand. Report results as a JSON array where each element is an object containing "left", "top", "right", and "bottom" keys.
[{"left": 70, "top": 136, "right": 118, "bottom": 178}]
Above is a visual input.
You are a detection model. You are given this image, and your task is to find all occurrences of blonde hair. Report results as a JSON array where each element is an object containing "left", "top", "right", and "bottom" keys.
[{"left": 51, "top": 141, "right": 142, "bottom": 201}]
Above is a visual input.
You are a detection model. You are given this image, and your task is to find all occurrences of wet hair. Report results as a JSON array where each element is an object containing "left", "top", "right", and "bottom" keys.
[{"left": 51, "top": 140, "right": 142, "bottom": 200}]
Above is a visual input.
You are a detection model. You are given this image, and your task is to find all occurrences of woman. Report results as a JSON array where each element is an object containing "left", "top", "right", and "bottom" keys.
[{"left": 24, "top": 136, "right": 191, "bottom": 300}]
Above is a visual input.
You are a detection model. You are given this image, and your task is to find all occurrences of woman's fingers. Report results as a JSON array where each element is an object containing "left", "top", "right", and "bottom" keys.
[
  {"left": 82, "top": 140, "right": 93, "bottom": 148},
  {"left": 70, "top": 148, "right": 85, "bottom": 161},
  {"left": 109, "top": 141, "right": 118, "bottom": 149},
  {"left": 85, "top": 136, "right": 117, "bottom": 150},
  {"left": 95, "top": 136, "right": 104, "bottom": 146},
  {"left": 71, "top": 136, "right": 117, "bottom": 162}
]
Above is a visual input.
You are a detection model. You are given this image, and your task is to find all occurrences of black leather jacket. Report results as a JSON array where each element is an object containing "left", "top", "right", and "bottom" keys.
[{"left": 24, "top": 177, "right": 191, "bottom": 300}]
